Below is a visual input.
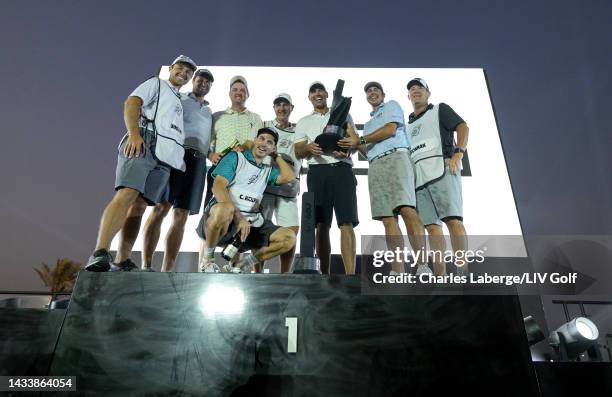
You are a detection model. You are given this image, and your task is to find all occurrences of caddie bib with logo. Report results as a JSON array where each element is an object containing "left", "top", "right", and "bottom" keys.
[
  {"left": 149, "top": 79, "right": 186, "bottom": 170},
  {"left": 263, "top": 121, "right": 300, "bottom": 198},
  {"left": 228, "top": 152, "right": 272, "bottom": 226},
  {"left": 408, "top": 104, "right": 445, "bottom": 190}
]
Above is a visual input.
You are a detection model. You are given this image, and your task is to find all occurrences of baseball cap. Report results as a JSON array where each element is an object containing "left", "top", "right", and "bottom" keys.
[
  {"left": 171, "top": 55, "right": 197, "bottom": 72},
  {"left": 407, "top": 78, "right": 429, "bottom": 91},
  {"left": 257, "top": 127, "right": 279, "bottom": 145},
  {"left": 230, "top": 75, "right": 249, "bottom": 94},
  {"left": 364, "top": 81, "right": 384, "bottom": 92},
  {"left": 309, "top": 81, "right": 326, "bottom": 92},
  {"left": 230, "top": 75, "right": 248, "bottom": 88},
  {"left": 194, "top": 68, "right": 214, "bottom": 82},
  {"left": 273, "top": 93, "right": 293, "bottom": 105}
]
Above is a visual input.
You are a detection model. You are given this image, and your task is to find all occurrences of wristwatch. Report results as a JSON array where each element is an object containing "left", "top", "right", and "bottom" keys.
[
  {"left": 454, "top": 147, "right": 466, "bottom": 154},
  {"left": 359, "top": 136, "right": 367, "bottom": 145}
]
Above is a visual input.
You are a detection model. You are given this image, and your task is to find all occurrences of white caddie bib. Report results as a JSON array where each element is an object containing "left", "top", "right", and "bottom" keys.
[
  {"left": 151, "top": 80, "right": 185, "bottom": 170},
  {"left": 263, "top": 121, "right": 300, "bottom": 198},
  {"left": 408, "top": 104, "right": 445, "bottom": 189},
  {"left": 228, "top": 152, "right": 272, "bottom": 226}
]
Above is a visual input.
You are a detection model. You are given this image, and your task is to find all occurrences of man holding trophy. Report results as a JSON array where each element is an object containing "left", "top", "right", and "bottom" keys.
[
  {"left": 294, "top": 81, "right": 359, "bottom": 275},
  {"left": 339, "top": 82, "right": 431, "bottom": 275}
]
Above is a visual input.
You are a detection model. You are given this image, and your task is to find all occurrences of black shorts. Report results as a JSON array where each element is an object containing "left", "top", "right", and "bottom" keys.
[
  {"left": 306, "top": 162, "right": 359, "bottom": 227},
  {"left": 196, "top": 208, "right": 280, "bottom": 252},
  {"left": 164, "top": 149, "right": 207, "bottom": 215}
]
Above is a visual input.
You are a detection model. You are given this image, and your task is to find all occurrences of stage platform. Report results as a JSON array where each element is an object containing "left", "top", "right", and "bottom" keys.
[{"left": 1, "top": 272, "right": 609, "bottom": 396}]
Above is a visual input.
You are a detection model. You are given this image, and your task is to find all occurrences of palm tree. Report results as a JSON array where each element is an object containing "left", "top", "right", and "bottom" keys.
[{"left": 34, "top": 258, "right": 81, "bottom": 298}]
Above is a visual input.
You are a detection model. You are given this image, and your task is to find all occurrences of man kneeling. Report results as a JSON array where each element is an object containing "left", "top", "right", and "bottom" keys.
[{"left": 197, "top": 128, "right": 296, "bottom": 273}]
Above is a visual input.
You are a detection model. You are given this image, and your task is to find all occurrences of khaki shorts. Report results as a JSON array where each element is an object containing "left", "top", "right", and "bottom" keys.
[
  {"left": 368, "top": 150, "right": 416, "bottom": 219},
  {"left": 114, "top": 129, "right": 170, "bottom": 205},
  {"left": 416, "top": 159, "right": 463, "bottom": 226}
]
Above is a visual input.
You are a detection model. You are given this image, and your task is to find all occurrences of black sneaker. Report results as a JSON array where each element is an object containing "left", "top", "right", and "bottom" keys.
[
  {"left": 110, "top": 258, "right": 139, "bottom": 272},
  {"left": 85, "top": 249, "right": 112, "bottom": 272}
]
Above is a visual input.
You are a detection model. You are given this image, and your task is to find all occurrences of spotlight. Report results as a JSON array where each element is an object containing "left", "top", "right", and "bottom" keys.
[
  {"left": 523, "top": 316, "right": 545, "bottom": 346},
  {"left": 549, "top": 317, "right": 600, "bottom": 360},
  {"left": 199, "top": 285, "right": 245, "bottom": 316}
]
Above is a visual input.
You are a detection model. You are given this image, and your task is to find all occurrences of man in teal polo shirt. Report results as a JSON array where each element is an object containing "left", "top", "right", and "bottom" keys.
[{"left": 196, "top": 128, "right": 296, "bottom": 273}]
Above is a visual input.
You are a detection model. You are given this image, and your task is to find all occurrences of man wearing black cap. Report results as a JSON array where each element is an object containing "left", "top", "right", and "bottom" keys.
[
  {"left": 197, "top": 128, "right": 297, "bottom": 273},
  {"left": 113, "top": 69, "right": 215, "bottom": 272},
  {"left": 294, "top": 81, "right": 359, "bottom": 275},
  {"left": 406, "top": 78, "right": 470, "bottom": 275},
  {"left": 85, "top": 55, "right": 197, "bottom": 272},
  {"left": 339, "top": 82, "right": 431, "bottom": 275}
]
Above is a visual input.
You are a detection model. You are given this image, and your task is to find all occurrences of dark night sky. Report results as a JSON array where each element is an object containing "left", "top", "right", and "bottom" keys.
[{"left": 1, "top": 0, "right": 611, "bottom": 291}]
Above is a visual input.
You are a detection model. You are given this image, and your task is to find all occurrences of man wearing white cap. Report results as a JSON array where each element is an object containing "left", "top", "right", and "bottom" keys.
[
  {"left": 113, "top": 69, "right": 215, "bottom": 272},
  {"left": 197, "top": 76, "right": 263, "bottom": 266},
  {"left": 294, "top": 81, "right": 359, "bottom": 275},
  {"left": 209, "top": 75, "right": 263, "bottom": 155},
  {"left": 260, "top": 93, "right": 300, "bottom": 273},
  {"left": 85, "top": 55, "right": 196, "bottom": 271},
  {"left": 406, "top": 78, "right": 470, "bottom": 275},
  {"left": 202, "top": 76, "right": 263, "bottom": 222}
]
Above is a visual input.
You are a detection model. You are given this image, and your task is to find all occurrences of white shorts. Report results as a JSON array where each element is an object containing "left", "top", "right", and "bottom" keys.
[{"left": 260, "top": 194, "right": 299, "bottom": 227}]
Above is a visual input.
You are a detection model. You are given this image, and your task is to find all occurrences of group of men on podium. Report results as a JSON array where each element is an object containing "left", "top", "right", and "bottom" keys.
[{"left": 84, "top": 55, "right": 469, "bottom": 276}]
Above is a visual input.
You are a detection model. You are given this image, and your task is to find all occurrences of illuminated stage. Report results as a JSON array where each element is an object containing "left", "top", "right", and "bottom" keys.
[
  {"left": 3, "top": 271, "right": 611, "bottom": 396},
  {"left": 7, "top": 272, "right": 540, "bottom": 396}
]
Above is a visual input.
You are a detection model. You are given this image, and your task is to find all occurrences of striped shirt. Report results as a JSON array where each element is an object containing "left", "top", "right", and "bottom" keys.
[{"left": 211, "top": 107, "right": 263, "bottom": 153}]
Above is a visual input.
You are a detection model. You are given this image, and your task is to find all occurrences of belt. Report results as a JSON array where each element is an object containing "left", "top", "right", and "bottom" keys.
[
  {"left": 185, "top": 148, "right": 207, "bottom": 158},
  {"left": 309, "top": 161, "right": 352, "bottom": 168},
  {"left": 369, "top": 147, "right": 408, "bottom": 163}
]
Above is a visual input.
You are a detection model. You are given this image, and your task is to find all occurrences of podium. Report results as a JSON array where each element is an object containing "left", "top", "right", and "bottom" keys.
[{"left": 38, "top": 272, "right": 542, "bottom": 396}]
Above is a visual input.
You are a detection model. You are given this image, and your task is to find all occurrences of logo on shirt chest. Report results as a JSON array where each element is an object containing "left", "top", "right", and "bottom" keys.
[
  {"left": 279, "top": 138, "right": 291, "bottom": 149},
  {"left": 247, "top": 174, "right": 261, "bottom": 184},
  {"left": 410, "top": 124, "right": 422, "bottom": 137}
]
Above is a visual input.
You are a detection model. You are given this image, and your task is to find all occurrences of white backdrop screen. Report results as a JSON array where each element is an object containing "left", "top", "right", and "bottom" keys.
[{"left": 111, "top": 67, "right": 525, "bottom": 257}]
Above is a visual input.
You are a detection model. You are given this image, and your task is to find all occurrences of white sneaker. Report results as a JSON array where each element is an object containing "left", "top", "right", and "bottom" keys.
[{"left": 416, "top": 264, "right": 433, "bottom": 275}]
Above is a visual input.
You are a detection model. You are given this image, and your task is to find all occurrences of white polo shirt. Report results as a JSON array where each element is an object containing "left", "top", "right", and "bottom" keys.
[{"left": 295, "top": 110, "right": 354, "bottom": 166}]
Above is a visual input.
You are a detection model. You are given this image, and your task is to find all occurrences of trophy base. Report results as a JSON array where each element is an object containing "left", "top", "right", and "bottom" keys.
[
  {"left": 314, "top": 134, "right": 341, "bottom": 155},
  {"left": 292, "top": 255, "right": 321, "bottom": 274}
]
